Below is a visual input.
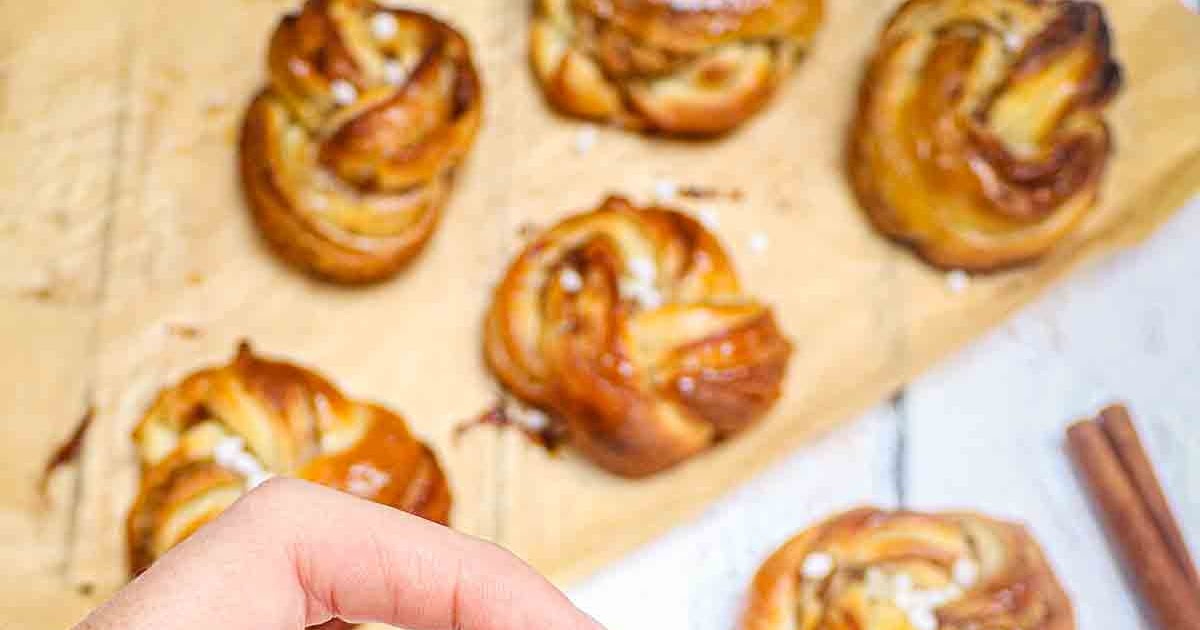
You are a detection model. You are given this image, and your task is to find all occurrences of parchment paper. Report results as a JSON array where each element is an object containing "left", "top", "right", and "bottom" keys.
[{"left": 1, "top": 0, "right": 1197, "bottom": 626}]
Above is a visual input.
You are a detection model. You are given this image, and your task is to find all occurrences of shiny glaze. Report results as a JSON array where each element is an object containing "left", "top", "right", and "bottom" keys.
[
  {"left": 126, "top": 342, "right": 450, "bottom": 576},
  {"left": 743, "top": 507, "right": 1075, "bottom": 630},
  {"left": 531, "top": 0, "right": 823, "bottom": 135},
  {"left": 849, "top": 0, "right": 1122, "bottom": 271},
  {"left": 240, "top": 0, "right": 482, "bottom": 283},
  {"left": 485, "top": 196, "right": 793, "bottom": 477}
]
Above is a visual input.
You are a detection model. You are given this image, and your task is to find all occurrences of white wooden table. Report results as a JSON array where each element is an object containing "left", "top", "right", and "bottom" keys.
[{"left": 567, "top": 197, "right": 1200, "bottom": 630}]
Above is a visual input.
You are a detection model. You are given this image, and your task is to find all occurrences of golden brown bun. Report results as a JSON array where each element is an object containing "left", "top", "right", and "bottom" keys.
[
  {"left": 240, "top": 0, "right": 482, "bottom": 283},
  {"left": 126, "top": 342, "right": 451, "bottom": 577},
  {"left": 743, "top": 507, "right": 1074, "bottom": 630},
  {"left": 849, "top": 0, "right": 1122, "bottom": 271},
  {"left": 485, "top": 196, "right": 793, "bottom": 477},
  {"left": 531, "top": 0, "right": 823, "bottom": 136}
]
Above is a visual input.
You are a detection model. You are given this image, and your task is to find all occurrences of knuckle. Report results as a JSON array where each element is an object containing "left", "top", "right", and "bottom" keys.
[
  {"left": 473, "top": 538, "right": 521, "bottom": 566},
  {"left": 237, "top": 475, "right": 304, "bottom": 514}
]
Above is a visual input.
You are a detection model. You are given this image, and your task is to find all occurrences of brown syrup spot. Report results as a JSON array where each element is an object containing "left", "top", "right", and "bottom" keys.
[
  {"left": 38, "top": 407, "right": 95, "bottom": 502},
  {"left": 167, "top": 323, "right": 203, "bottom": 339},
  {"left": 453, "top": 400, "right": 567, "bottom": 452},
  {"left": 678, "top": 185, "right": 744, "bottom": 201},
  {"left": 516, "top": 221, "right": 542, "bottom": 240},
  {"left": 26, "top": 286, "right": 54, "bottom": 301},
  {"left": 204, "top": 100, "right": 229, "bottom": 117}
]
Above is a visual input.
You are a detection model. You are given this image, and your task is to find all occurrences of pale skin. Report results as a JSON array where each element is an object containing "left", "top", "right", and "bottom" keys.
[{"left": 76, "top": 478, "right": 604, "bottom": 630}]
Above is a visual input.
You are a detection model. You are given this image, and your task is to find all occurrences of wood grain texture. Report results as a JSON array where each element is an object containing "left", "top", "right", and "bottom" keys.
[{"left": 0, "top": 1, "right": 1197, "bottom": 626}]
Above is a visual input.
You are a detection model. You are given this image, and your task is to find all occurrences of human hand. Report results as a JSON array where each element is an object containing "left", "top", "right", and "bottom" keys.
[{"left": 75, "top": 477, "right": 604, "bottom": 630}]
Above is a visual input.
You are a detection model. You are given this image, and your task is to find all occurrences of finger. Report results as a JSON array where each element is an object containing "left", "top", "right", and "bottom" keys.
[{"left": 76, "top": 477, "right": 603, "bottom": 630}]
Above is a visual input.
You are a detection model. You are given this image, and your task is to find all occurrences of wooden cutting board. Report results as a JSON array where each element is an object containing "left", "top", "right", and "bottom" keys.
[{"left": 3, "top": 0, "right": 1198, "bottom": 625}]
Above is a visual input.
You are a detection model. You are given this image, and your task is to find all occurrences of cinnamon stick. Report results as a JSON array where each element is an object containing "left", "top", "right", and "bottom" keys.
[
  {"left": 1067, "top": 417, "right": 1200, "bottom": 630},
  {"left": 1098, "top": 404, "right": 1200, "bottom": 592}
]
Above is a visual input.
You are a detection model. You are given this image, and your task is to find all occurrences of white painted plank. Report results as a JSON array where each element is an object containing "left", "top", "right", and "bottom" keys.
[
  {"left": 569, "top": 404, "right": 900, "bottom": 630},
  {"left": 904, "top": 198, "right": 1200, "bottom": 629}
]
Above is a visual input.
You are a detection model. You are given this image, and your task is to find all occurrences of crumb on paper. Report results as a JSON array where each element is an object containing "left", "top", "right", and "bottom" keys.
[
  {"left": 574, "top": 125, "right": 598, "bottom": 154},
  {"left": 166, "top": 323, "right": 203, "bottom": 339},
  {"left": 516, "top": 221, "right": 540, "bottom": 240},
  {"left": 678, "top": 185, "right": 744, "bottom": 201},
  {"left": 160, "top": 65, "right": 185, "bottom": 83},
  {"left": 749, "top": 232, "right": 769, "bottom": 254},
  {"left": 186, "top": 272, "right": 205, "bottom": 285},
  {"left": 946, "top": 269, "right": 969, "bottom": 294},
  {"left": 203, "top": 92, "right": 230, "bottom": 113},
  {"left": 23, "top": 268, "right": 58, "bottom": 301},
  {"left": 26, "top": 285, "right": 54, "bottom": 301}
]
